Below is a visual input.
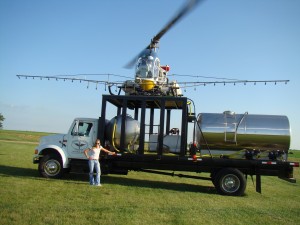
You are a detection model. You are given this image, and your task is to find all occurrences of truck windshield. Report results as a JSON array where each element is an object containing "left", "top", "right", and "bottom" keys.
[{"left": 71, "top": 121, "right": 93, "bottom": 137}]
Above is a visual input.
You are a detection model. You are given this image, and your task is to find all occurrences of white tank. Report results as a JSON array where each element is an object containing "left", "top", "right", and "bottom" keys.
[
  {"left": 106, "top": 115, "right": 140, "bottom": 151},
  {"left": 149, "top": 134, "right": 181, "bottom": 153}
]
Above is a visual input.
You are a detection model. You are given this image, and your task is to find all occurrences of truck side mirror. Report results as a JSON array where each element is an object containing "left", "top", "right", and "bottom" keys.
[{"left": 71, "top": 131, "right": 78, "bottom": 136}]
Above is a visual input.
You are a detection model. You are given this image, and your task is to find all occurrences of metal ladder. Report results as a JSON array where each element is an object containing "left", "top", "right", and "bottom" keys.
[
  {"left": 224, "top": 111, "right": 248, "bottom": 144},
  {"left": 224, "top": 111, "right": 237, "bottom": 143}
]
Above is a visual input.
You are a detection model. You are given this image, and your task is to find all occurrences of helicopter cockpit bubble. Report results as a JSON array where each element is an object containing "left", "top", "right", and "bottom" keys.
[{"left": 135, "top": 50, "right": 160, "bottom": 80}]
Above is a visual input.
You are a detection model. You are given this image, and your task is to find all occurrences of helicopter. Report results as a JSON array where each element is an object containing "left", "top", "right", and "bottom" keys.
[
  {"left": 119, "top": 0, "right": 201, "bottom": 97},
  {"left": 17, "top": 0, "right": 289, "bottom": 95},
  {"left": 121, "top": 50, "right": 180, "bottom": 96}
]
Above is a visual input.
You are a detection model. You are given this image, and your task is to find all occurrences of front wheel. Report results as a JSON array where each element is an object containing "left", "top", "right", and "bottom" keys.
[
  {"left": 39, "top": 154, "right": 63, "bottom": 178},
  {"left": 214, "top": 168, "right": 246, "bottom": 196}
]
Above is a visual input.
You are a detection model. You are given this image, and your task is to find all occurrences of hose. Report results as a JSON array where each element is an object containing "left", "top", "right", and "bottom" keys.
[{"left": 111, "top": 118, "right": 120, "bottom": 152}]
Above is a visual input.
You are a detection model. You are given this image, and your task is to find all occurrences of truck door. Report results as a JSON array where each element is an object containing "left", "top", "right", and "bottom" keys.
[{"left": 67, "top": 120, "right": 95, "bottom": 159}]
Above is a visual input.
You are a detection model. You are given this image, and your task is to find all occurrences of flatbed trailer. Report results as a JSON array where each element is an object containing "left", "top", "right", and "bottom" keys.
[{"left": 94, "top": 95, "right": 298, "bottom": 196}]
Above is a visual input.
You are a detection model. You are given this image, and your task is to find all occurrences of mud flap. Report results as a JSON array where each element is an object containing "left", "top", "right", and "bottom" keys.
[{"left": 256, "top": 174, "right": 261, "bottom": 194}]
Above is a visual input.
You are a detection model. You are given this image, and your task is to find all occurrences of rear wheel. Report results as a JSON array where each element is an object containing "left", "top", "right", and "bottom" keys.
[
  {"left": 214, "top": 168, "right": 246, "bottom": 196},
  {"left": 39, "top": 154, "right": 63, "bottom": 178}
]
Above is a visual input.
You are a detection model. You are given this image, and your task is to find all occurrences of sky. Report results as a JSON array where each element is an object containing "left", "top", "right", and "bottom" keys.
[{"left": 1, "top": 0, "right": 300, "bottom": 149}]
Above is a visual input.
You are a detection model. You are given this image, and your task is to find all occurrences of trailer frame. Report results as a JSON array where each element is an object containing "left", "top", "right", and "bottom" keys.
[{"left": 96, "top": 95, "right": 298, "bottom": 196}]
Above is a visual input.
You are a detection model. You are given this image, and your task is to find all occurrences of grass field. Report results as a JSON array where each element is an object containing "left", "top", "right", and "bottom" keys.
[
  {"left": 0, "top": 130, "right": 54, "bottom": 143},
  {"left": 0, "top": 130, "right": 300, "bottom": 225}
]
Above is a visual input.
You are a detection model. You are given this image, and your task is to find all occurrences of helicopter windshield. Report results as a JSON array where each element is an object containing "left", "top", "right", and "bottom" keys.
[{"left": 135, "top": 50, "right": 160, "bottom": 79}]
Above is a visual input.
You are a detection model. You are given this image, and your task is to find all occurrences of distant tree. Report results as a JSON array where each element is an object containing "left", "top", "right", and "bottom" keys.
[{"left": 0, "top": 113, "right": 5, "bottom": 129}]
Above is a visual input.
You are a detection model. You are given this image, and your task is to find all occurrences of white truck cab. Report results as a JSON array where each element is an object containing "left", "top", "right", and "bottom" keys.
[{"left": 33, "top": 118, "right": 98, "bottom": 178}]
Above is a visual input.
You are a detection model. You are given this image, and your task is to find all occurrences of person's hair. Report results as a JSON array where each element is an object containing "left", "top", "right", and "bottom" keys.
[{"left": 93, "top": 139, "right": 101, "bottom": 147}]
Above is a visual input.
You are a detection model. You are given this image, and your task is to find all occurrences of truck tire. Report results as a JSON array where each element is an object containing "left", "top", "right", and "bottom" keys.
[
  {"left": 214, "top": 168, "right": 246, "bottom": 196},
  {"left": 39, "top": 154, "right": 63, "bottom": 178}
]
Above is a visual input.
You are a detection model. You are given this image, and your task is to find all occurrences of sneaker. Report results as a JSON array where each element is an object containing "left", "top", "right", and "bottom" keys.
[{"left": 95, "top": 184, "right": 102, "bottom": 187}]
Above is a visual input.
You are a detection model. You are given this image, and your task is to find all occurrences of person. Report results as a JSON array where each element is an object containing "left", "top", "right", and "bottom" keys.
[{"left": 84, "top": 139, "right": 115, "bottom": 186}]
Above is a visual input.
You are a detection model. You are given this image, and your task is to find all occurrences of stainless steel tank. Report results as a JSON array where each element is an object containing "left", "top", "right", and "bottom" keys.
[
  {"left": 196, "top": 111, "right": 291, "bottom": 152},
  {"left": 106, "top": 115, "right": 140, "bottom": 151}
]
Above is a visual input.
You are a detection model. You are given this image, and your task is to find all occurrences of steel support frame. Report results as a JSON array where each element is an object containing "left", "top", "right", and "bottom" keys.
[{"left": 99, "top": 95, "right": 188, "bottom": 157}]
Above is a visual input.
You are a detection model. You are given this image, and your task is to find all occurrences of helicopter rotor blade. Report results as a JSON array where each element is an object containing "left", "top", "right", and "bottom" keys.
[
  {"left": 124, "top": 0, "right": 201, "bottom": 69},
  {"left": 124, "top": 49, "right": 146, "bottom": 69},
  {"left": 149, "top": 0, "right": 201, "bottom": 49}
]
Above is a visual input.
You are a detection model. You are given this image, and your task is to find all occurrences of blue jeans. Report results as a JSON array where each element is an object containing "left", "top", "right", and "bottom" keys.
[{"left": 88, "top": 159, "right": 101, "bottom": 185}]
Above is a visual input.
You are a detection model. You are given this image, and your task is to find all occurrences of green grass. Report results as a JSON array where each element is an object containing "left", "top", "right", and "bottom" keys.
[
  {"left": 0, "top": 129, "right": 55, "bottom": 143},
  {"left": 0, "top": 131, "right": 300, "bottom": 225},
  {"left": 289, "top": 150, "right": 300, "bottom": 159}
]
